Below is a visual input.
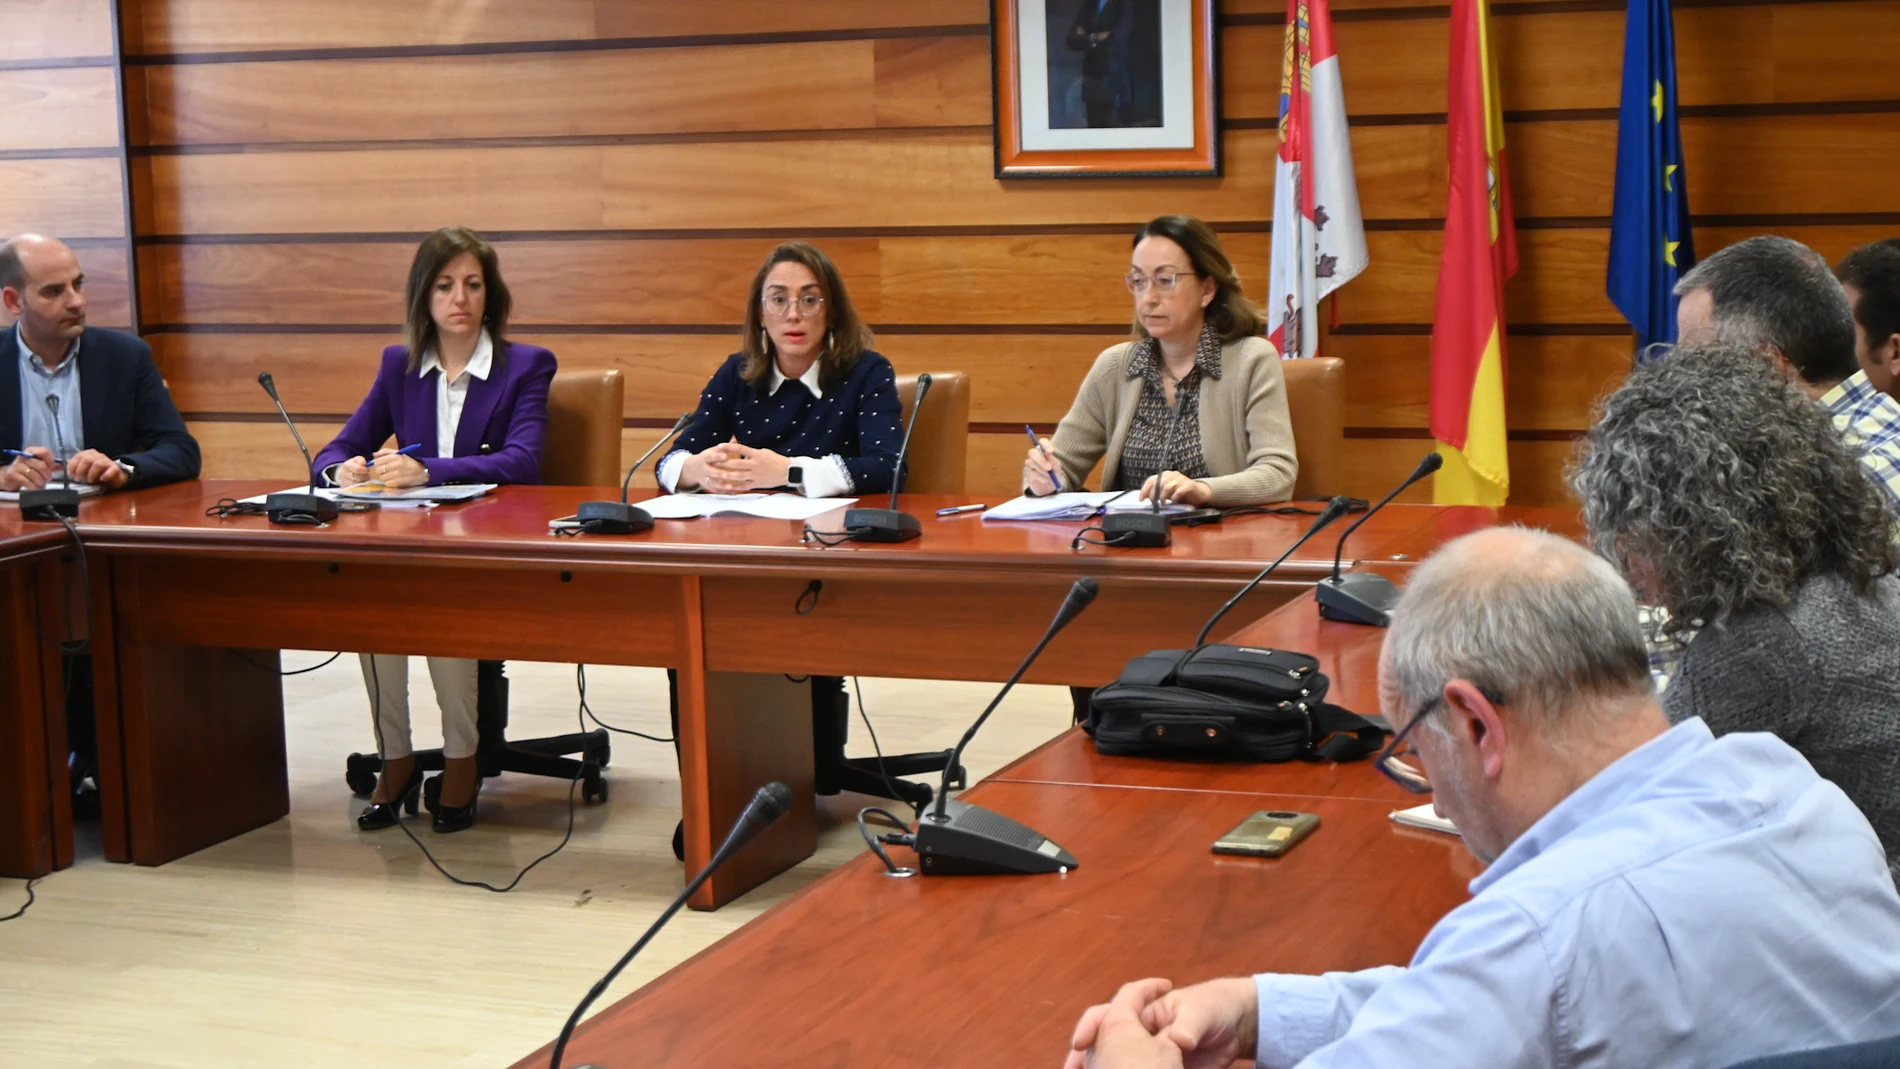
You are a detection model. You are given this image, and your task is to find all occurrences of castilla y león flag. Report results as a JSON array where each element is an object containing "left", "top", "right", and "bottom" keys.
[
  {"left": 1266, "top": 0, "right": 1367, "bottom": 361},
  {"left": 1430, "top": 0, "right": 1518, "bottom": 505}
]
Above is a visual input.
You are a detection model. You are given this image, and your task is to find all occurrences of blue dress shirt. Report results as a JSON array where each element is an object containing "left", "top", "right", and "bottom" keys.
[
  {"left": 1256, "top": 719, "right": 1900, "bottom": 1068},
  {"left": 16, "top": 325, "right": 85, "bottom": 461}
]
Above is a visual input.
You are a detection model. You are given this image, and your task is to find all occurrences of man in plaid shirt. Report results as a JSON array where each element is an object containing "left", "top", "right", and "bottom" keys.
[{"left": 1675, "top": 236, "right": 1900, "bottom": 517}]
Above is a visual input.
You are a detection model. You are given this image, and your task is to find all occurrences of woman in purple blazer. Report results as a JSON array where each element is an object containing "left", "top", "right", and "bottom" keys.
[{"left": 312, "top": 227, "right": 555, "bottom": 835}]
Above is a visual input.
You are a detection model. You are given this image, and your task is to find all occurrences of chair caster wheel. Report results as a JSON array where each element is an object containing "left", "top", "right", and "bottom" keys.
[
  {"left": 582, "top": 764, "right": 609, "bottom": 805},
  {"left": 345, "top": 754, "right": 378, "bottom": 797},
  {"left": 585, "top": 738, "right": 611, "bottom": 769}
]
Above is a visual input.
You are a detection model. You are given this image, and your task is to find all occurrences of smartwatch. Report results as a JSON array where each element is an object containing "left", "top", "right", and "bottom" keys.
[{"left": 786, "top": 464, "right": 805, "bottom": 492}]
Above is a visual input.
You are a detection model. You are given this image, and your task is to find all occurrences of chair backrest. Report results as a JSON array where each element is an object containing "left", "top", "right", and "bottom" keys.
[
  {"left": 1281, "top": 357, "right": 1344, "bottom": 500},
  {"left": 894, "top": 371, "right": 970, "bottom": 496},
  {"left": 540, "top": 369, "right": 625, "bottom": 487}
]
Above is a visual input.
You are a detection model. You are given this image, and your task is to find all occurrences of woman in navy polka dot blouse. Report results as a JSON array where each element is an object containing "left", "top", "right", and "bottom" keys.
[{"left": 656, "top": 241, "right": 905, "bottom": 498}]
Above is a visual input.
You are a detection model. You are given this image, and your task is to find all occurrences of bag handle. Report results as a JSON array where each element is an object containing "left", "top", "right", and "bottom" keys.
[{"left": 1308, "top": 701, "right": 1387, "bottom": 762}]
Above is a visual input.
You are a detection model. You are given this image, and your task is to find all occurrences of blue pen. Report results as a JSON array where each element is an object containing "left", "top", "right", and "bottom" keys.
[
  {"left": 1024, "top": 425, "right": 1064, "bottom": 493},
  {"left": 2, "top": 448, "right": 58, "bottom": 466},
  {"left": 386, "top": 443, "right": 423, "bottom": 458}
]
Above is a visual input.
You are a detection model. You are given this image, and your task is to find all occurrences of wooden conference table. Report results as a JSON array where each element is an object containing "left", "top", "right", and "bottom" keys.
[
  {"left": 14, "top": 478, "right": 1571, "bottom": 907},
  {"left": 0, "top": 518, "right": 74, "bottom": 878},
  {"left": 509, "top": 577, "right": 1505, "bottom": 1068}
]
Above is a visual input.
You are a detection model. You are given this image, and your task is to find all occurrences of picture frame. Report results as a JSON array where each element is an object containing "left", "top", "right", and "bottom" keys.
[{"left": 990, "top": 0, "right": 1221, "bottom": 179}]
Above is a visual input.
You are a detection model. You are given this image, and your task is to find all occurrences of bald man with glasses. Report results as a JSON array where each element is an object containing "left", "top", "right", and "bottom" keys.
[{"left": 1066, "top": 527, "right": 1900, "bottom": 1069}]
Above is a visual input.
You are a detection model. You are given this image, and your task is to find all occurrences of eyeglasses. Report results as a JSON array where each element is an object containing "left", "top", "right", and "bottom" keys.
[
  {"left": 762, "top": 293, "right": 825, "bottom": 317},
  {"left": 1124, "top": 269, "right": 1194, "bottom": 295},
  {"left": 1373, "top": 686, "right": 1506, "bottom": 794}
]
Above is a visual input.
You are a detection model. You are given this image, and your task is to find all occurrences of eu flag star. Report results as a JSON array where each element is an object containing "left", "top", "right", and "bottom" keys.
[
  {"left": 1664, "top": 239, "right": 1681, "bottom": 268},
  {"left": 1651, "top": 80, "right": 1663, "bottom": 122},
  {"left": 1664, "top": 163, "right": 1678, "bottom": 192}
]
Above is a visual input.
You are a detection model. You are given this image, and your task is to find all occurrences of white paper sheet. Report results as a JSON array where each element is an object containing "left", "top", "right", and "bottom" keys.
[
  {"left": 636, "top": 493, "right": 856, "bottom": 521},
  {"left": 0, "top": 483, "right": 101, "bottom": 502},
  {"left": 981, "top": 490, "right": 1187, "bottom": 521},
  {"left": 1390, "top": 803, "right": 1459, "bottom": 836}
]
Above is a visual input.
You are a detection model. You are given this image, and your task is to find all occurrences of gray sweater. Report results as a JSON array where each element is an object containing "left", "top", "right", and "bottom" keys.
[{"left": 1663, "top": 572, "right": 1900, "bottom": 882}]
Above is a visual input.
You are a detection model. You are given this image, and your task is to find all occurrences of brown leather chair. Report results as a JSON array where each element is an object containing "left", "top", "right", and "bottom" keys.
[
  {"left": 893, "top": 371, "right": 970, "bottom": 495},
  {"left": 1281, "top": 357, "right": 1344, "bottom": 500},
  {"left": 541, "top": 369, "right": 625, "bottom": 487}
]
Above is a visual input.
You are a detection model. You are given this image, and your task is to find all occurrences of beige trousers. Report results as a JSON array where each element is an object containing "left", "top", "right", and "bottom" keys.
[{"left": 358, "top": 654, "right": 480, "bottom": 760}]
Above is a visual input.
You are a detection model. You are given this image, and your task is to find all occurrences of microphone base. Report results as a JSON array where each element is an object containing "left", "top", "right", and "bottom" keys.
[
  {"left": 575, "top": 499, "right": 655, "bottom": 535},
  {"left": 1316, "top": 572, "right": 1400, "bottom": 627},
  {"left": 1100, "top": 511, "right": 1171, "bottom": 548},
  {"left": 843, "top": 507, "right": 921, "bottom": 543},
  {"left": 19, "top": 487, "right": 80, "bottom": 521},
  {"left": 913, "top": 797, "right": 1077, "bottom": 875},
  {"left": 264, "top": 491, "right": 340, "bottom": 526}
]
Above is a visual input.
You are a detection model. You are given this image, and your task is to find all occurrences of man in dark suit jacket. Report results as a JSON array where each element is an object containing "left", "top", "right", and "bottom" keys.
[
  {"left": 2, "top": 233, "right": 201, "bottom": 816},
  {"left": 0, "top": 234, "right": 200, "bottom": 492}
]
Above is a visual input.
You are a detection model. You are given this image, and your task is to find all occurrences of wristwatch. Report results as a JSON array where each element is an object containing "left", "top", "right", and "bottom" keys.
[
  {"left": 116, "top": 459, "right": 137, "bottom": 481},
  {"left": 786, "top": 464, "right": 804, "bottom": 491}
]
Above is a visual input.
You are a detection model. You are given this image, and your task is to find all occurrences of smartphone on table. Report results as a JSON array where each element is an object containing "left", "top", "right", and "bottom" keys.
[{"left": 1212, "top": 810, "right": 1320, "bottom": 858}]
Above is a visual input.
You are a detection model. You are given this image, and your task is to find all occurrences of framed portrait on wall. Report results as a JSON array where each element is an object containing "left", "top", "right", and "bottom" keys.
[{"left": 990, "top": 0, "right": 1220, "bottom": 178}]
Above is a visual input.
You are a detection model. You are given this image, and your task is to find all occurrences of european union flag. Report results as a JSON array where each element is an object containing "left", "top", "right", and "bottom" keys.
[{"left": 1608, "top": 0, "right": 1694, "bottom": 351}]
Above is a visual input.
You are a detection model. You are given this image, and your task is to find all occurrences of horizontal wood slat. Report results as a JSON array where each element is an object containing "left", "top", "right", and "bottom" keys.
[
  {"left": 132, "top": 114, "right": 1900, "bottom": 237},
  {"left": 75, "top": 243, "right": 131, "bottom": 326},
  {"left": 0, "top": 0, "right": 115, "bottom": 64},
  {"left": 131, "top": 0, "right": 987, "bottom": 56},
  {"left": 139, "top": 42, "right": 886, "bottom": 145},
  {"left": 0, "top": 68, "right": 120, "bottom": 152},
  {"left": 1331, "top": 334, "right": 1634, "bottom": 430},
  {"left": 0, "top": 157, "right": 127, "bottom": 238}
]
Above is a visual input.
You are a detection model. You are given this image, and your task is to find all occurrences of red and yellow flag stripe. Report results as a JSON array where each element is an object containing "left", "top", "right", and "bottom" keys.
[{"left": 1429, "top": 0, "right": 1518, "bottom": 505}]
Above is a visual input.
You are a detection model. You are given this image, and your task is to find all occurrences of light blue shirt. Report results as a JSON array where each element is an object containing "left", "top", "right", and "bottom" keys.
[
  {"left": 15, "top": 325, "right": 84, "bottom": 461},
  {"left": 1256, "top": 718, "right": 1900, "bottom": 1068}
]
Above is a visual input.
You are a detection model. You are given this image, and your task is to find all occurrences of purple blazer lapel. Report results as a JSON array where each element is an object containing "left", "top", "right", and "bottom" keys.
[
  {"left": 452, "top": 358, "right": 506, "bottom": 459},
  {"left": 397, "top": 368, "right": 440, "bottom": 455}
]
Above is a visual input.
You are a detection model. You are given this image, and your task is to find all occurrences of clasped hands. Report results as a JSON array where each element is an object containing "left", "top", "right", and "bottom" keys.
[
  {"left": 335, "top": 449, "right": 429, "bottom": 489},
  {"left": 1, "top": 447, "right": 129, "bottom": 491},
  {"left": 1063, "top": 978, "right": 1257, "bottom": 1069},
  {"left": 680, "top": 438, "right": 791, "bottom": 494}
]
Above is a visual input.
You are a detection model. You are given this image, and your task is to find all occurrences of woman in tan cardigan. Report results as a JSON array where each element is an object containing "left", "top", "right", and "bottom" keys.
[{"left": 1025, "top": 215, "right": 1298, "bottom": 506}]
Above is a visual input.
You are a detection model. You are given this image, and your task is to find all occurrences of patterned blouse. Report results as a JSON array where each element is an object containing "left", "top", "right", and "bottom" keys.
[{"left": 1113, "top": 325, "right": 1222, "bottom": 492}]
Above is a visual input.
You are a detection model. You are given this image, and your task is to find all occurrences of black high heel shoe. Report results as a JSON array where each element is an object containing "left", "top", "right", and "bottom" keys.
[
  {"left": 356, "top": 764, "right": 423, "bottom": 831},
  {"left": 429, "top": 773, "right": 481, "bottom": 834}
]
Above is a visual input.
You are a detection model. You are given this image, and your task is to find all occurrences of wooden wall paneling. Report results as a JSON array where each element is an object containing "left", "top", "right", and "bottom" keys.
[
  {"left": 0, "top": 158, "right": 125, "bottom": 238},
  {"left": 138, "top": 42, "right": 886, "bottom": 146},
  {"left": 0, "top": 68, "right": 120, "bottom": 151},
  {"left": 133, "top": 117, "right": 1900, "bottom": 238},
  {"left": 1332, "top": 334, "right": 1634, "bottom": 431},
  {"left": 76, "top": 242, "right": 131, "bottom": 327},
  {"left": 132, "top": 0, "right": 987, "bottom": 55},
  {"left": 1227, "top": 3, "right": 1900, "bottom": 121},
  {"left": 136, "top": 133, "right": 1274, "bottom": 236},
  {"left": 185, "top": 419, "right": 346, "bottom": 480},
  {"left": 0, "top": 0, "right": 115, "bottom": 62},
  {"left": 872, "top": 35, "right": 992, "bottom": 128}
]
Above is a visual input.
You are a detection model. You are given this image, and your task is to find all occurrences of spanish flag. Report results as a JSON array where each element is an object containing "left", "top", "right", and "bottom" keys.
[{"left": 1430, "top": 0, "right": 1517, "bottom": 505}]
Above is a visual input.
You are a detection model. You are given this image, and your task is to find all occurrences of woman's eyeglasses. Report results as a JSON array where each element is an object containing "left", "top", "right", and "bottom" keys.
[
  {"left": 761, "top": 293, "right": 825, "bottom": 317},
  {"left": 1124, "top": 270, "right": 1192, "bottom": 295}
]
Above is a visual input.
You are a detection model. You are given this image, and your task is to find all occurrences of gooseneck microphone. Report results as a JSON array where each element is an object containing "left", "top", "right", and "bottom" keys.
[
  {"left": 1190, "top": 495, "right": 1354, "bottom": 650},
  {"left": 845, "top": 372, "right": 931, "bottom": 543},
  {"left": 1100, "top": 389, "right": 1188, "bottom": 548},
  {"left": 19, "top": 395, "right": 81, "bottom": 520},
  {"left": 551, "top": 781, "right": 793, "bottom": 1069},
  {"left": 912, "top": 577, "right": 1099, "bottom": 875},
  {"left": 1315, "top": 451, "right": 1444, "bottom": 627},
  {"left": 257, "top": 372, "right": 340, "bottom": 525},
  {"left": 573, "top": 411, "right": 693, "bottom": 535}
]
